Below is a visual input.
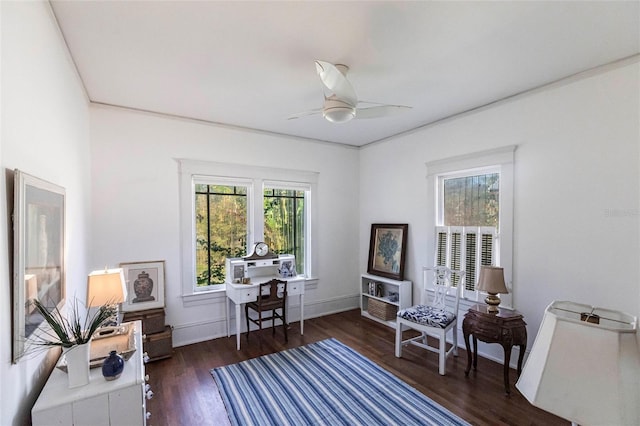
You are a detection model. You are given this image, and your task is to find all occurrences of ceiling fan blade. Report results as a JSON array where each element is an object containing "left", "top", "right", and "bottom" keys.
[
  {"left": 287, "top": 108, "right": 323, "bottom": 120},
  {"left": 355, "top": 105, "right": 412, "bottom": 119},
  {"left": 315, "top": 60, "right": 358, "bottom": 106}
]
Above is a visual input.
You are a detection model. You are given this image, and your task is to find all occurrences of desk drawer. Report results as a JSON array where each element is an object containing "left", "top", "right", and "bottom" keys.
[
  {"left": 227, "top": 285, "right": 258, "bottom": 303},
  {"left": 237, "top": 289, "right": 258, "bottom": 303},
  {"left": 287, "top": 281, "right": 302, "bottom": 295}
]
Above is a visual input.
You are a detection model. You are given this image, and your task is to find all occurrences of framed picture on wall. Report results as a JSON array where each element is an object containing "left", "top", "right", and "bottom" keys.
[
  {"left": 120, "top": 260, "right": 165, "bottom": 311},
  {"left": 12, "top": 170, "right": 66, "bottom": 363},
  {"left": 367, "top": 223, "right": 408, "bottom": 281}
]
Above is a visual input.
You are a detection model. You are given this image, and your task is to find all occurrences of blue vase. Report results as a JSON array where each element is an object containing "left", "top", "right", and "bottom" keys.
[{"left": 102, "top": 350, "right": 124, "bottom": 381}]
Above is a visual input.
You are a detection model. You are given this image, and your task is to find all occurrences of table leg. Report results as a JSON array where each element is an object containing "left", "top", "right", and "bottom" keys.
[
  {"left": 517, "top": 344, "right": 526, "bottom": 377},
  {"left": 225, "top": 297, "right": 230, "bottom": 338},
  {"left": 235, "top": 303, "right": 241, "bottom": 350},
  {"left": 300, "top": 294, "right": 304, "bottom": 335},
  {"left": 286, "top": 295, "right": 291, "bottom": 325},
  {"left": 464, "top": 330, "right": 472, "bottom": 376},
  {"left": 503, "top": 345, "right": 512, "bottom": 395},
  {"left": 472, "top": 336, "right": 478, "bottom": 370}
]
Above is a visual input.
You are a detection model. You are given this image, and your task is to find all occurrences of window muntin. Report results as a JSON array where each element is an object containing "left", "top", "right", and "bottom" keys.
[
  {"left": 195, "top": 184, "right": 248, "bottom": 287},
  {"left": 263, "top": 187, "right": 306, "bottom": 274}
]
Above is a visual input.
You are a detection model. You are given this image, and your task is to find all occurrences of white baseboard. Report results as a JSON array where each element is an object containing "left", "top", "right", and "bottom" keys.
[{"left": 172, "top": 293, "right": 360, "bottom": 347}]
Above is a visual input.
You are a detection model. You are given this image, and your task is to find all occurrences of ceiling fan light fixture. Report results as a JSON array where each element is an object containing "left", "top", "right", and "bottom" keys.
[{"left": 323, "top": 106, "right": 355, "bottom": 123}]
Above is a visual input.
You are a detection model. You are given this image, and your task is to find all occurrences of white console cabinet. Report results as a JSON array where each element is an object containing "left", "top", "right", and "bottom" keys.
[
  {"left": 360, "top": 273, "right": 412, "bottom": 329},
  {"left": 32, "top": 321, "right": 149, "bottom": 426}
]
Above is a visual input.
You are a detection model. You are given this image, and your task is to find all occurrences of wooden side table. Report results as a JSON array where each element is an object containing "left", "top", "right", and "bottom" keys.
[{"left": 463, "top": 304, "right": 527, "bottom": 394}]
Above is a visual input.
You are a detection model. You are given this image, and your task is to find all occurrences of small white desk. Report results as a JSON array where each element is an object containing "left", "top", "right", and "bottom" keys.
[{"left": 226, "top": 276, "right": 305, "bottom": 350}]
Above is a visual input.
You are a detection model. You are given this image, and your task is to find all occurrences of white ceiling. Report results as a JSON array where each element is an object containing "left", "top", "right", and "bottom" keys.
[{"left": 50, "top": 1, "right": 639, "bottom": 147}]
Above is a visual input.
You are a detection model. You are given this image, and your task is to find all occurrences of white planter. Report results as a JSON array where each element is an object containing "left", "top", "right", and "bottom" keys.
[{"left": 63, "top": 343, "right": 90, "bottom": 388}]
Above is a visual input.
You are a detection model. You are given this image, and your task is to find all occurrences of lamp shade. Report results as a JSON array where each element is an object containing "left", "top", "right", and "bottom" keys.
[
  {"left": 516, "top": 301, "right": 640, "bottom": 425},
  {"left": 476, "top": 266, "right": 508, "bottom": 294},
  {"left": 86, "top": 268, "right": 127, "bottom": 307}
]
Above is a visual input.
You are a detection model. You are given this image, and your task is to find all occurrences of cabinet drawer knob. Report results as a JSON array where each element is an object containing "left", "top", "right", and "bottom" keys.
[
  {"left": 146, "top": 412, "right": 151, "bottom": 420},
  {"left": 145, "top": 384, "right": 152, "bottom": 392},
  {"left": 146, "top": 390, "right": 154, "bottom": 400},
  {"left": 145, "top": 374, "right": 150, "bottom": 381}
]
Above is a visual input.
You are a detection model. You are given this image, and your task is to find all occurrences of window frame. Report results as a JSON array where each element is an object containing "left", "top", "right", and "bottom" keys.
[
  {"left": 426, "top": 146, "right": 515, "bottom": 308},
  {"left": 178, "top": 160, "right": 318, "bottom": 303}
]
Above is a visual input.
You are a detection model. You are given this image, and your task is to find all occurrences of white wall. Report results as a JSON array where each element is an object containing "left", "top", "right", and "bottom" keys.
[
  {"left": 89, "top": 106, "right": 360, "bottom": 346},
  {"left": 360, "top": 59, "right": 640, "bottom": 363},
  {"left": 0, "top": 2, "right": 91, "bottom": 424}
]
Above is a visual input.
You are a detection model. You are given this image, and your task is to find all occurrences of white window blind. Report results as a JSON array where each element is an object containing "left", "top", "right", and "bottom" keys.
[{"left": 435, "top": 226, "right": 497, "bottom": 299}]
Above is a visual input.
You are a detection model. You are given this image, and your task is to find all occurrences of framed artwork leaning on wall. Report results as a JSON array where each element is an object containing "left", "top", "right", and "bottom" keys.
[
  {"left": 120, "top": 260, "right": 166, "bottom": 312},
  {"left": 367, "top": 223, "right": 408, "bottom": 281}
]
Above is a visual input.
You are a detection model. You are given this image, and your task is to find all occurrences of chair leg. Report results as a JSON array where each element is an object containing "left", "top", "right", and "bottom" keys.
[
  {"left": 439, "top": 333, "right": 446, "bottom": 375},
  {"left": 272, "top": 309, "right": 276, "bottom": 335},
  {"left": 395, "top": 323, "right": 402, "bottom": 358}
]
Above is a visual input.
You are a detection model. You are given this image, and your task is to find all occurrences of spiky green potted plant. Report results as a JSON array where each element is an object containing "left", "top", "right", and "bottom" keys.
[{"left": 31, "top": 299, "right": 117, "bottom": 388}]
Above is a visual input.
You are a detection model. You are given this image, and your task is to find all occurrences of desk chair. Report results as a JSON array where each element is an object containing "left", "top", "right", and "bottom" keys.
[{"left": 245, "top": 279, "right": 288, "bottom": 342}]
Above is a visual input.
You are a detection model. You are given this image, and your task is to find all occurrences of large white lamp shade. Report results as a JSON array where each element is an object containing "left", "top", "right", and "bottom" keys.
[{"left": 516, "top": 300, "right": 640, "bottom": 426}]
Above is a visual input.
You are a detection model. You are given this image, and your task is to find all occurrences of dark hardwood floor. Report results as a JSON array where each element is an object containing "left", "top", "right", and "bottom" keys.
[{"left": 145, "top": 309, "right": 566, "bottom": 426}]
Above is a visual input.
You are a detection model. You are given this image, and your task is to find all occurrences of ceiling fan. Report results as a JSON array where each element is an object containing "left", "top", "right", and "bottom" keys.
[{"left": 288, "top": 60, "right": 412, "bottom": 124}]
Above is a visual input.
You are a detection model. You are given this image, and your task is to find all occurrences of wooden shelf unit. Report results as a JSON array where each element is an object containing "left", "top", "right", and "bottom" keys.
[{"left": 360, "top": 273, "right": 411, "bottom": 329}]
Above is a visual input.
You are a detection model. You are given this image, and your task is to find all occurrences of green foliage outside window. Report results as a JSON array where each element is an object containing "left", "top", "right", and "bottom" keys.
[
  {"left": 264, "top": 188, "right": 305, "bottom": 274},
  {"left": 195, "top": 184, "right": 247, "bottom": 286},
  {"left": 443, "top": 173, "right": 499, "bottom": 227}
]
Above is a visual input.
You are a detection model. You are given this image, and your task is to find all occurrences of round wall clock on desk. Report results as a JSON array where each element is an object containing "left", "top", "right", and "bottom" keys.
[{"left": 243, "top": 241, "right": 278, "bottom": 260}]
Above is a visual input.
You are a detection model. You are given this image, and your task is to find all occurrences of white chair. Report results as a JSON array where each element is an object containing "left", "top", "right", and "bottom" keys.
[{"left": 395, "top": 266, "right": 465, "bottom": 375}]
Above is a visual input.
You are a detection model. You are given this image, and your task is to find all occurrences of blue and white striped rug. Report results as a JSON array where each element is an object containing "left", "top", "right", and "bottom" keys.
[{"left": 211, "top": 338, "right": 470, "bottom": 426}]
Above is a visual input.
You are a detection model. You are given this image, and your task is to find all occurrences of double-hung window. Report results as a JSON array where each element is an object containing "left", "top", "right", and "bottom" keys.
[
  {"left": 427, "top": 146, "right": 515, "bottom": 305},
  {"left": 179, "top": 160, "right": 317, "bottom": 299},
  {"left": 263, "top": 183, "right": 307, "bottom": 275},
  {"left": 435, "top": 170, "right": 499, "bottom": 298},
  {"left": 194, "top": 180, "right": 250, "bottom": 287}
]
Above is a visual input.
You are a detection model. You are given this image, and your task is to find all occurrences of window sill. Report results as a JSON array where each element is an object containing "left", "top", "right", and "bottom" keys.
[
  {"left": 182, "top": 287, "right": 227, "bottom": 307},
  {"left": 304, "top": 276, "right": 319, "bottom": 290}
]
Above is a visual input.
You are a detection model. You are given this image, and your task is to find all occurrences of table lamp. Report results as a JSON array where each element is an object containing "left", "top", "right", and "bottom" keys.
[
  {"left": 86, "top": 268, "right": 127, "bottom": 326},
  {"left": 476, "top": 266, "right": 508, "bottom": 313},
  {"left": 516, "top": 300, "right": 640, "bottom": 426}
]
